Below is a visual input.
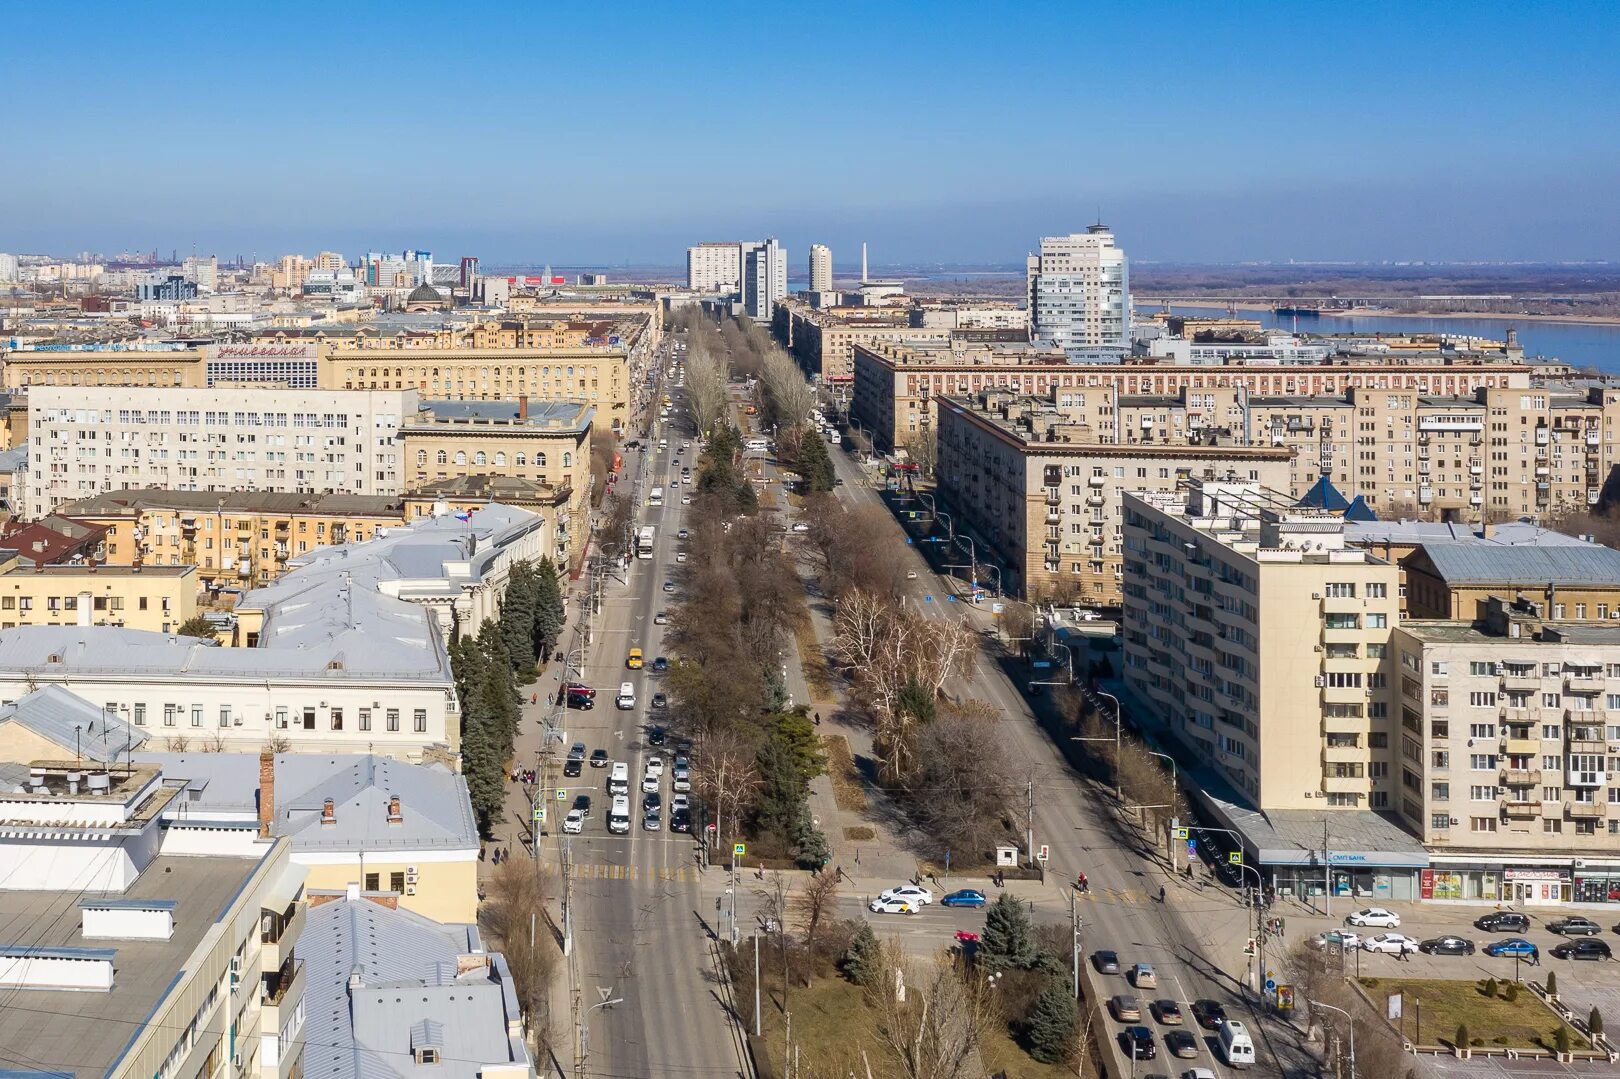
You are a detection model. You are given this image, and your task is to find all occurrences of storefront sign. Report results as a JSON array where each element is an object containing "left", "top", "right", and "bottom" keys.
[
  {"left": 1419, "top": 869, "right": 1435, "bottom": 899},
  {"left": 1504, "top": 869, "right": 1567, "bottom": 881}
]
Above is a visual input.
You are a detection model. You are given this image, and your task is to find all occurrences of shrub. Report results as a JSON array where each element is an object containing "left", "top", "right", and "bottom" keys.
[
  {"left": 1025, "top": 977, "right": 1077, "bottom": 1064},
  {"left": 1482, "top": 977, "right": 1499, "bottom": 999},
  {"left": 1503, "top": 982, "right": 1520, "bottom": 1003},
  {"left": 841, "top": 922, "right": 880, "bottom": 987},
  {"left": 1554, "top": 1025, "right": 1572, "bottom": 1054},
  {"left": 1547, "top": 971, "right": 1559, "bottom": 998},
  {"left": 1455, "top": 1024, "right": 1470, "bottom": 1050},
  {"left": 1589, "top": 1007, "right": 1604, "bottom": 1037}
]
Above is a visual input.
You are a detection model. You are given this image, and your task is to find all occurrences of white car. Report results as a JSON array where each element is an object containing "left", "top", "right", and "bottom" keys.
[
  {"left": 654, "top": 610, "right": 670, "bottom": 625},
  {"left": 671, "top": 793, "right": 690, "bottom": 813},
  {"left": 1345, "top": 907, "right": 1401, "bottom": 928},
  {"left": 676, "top": 551, "right": 687, "bottom": 563},
  {"left": 879, "top": 884, "right": 934, "bottom": 907},
  {"left": 1362, "top": 933, "right": 1420, "bottom": 955},
  {"left": 790, "top": 523, "right": 809, "bottom": 533},
  {"left": 672, "top": 768, "right": 691, "bottom": 794},
  {"left": 681, "top": 494, "right": 691, "bottom": 505},
  {"left": 868, "top": 896, "right": 917, "bottom": 915},
  {"left": 641, "top": 769, "right": 660, "bottom": 793},
  {"left": 562, "top": 809, "right": 584, "bottom": 834},
  {"left": 646, "top": 756, "right": 665, "bottom": 777},
  {"left": 1308, "top": 930, "right": 1361, "bottom": 951}
]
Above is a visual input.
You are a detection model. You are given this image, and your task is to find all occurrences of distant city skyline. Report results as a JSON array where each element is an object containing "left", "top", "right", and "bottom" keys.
[{"left": 5, "top": 1, "right": 1618, "bottom": 263}]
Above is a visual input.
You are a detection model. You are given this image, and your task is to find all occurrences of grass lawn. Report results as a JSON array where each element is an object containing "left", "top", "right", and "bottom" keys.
[
  {"left": 1355, "top": 976, "right": 1588, "bottom": 1051},
  {"left": 823, "top": 734, "right": 869, "bottom": 813},
  {"left": 756, "top": 975, "right": 1075, "bottom": 1079},
  {"left": 792, "top": 610, "right": 837, "bottom": 708}
]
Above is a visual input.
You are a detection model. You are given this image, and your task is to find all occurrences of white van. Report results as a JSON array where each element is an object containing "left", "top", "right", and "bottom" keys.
[
  {"left": 616, "top": 682, "right": 636, "bottom": 710},
  {"left": 745, "top": 438, "right": 768, "bottom": 451},
  {"left": 608, "top": 762, "right": 630, "bottom": 795},
  {"left": 1218, "top": 1019, "right": 1255, "bottom": 1068},
  {"left": 608, "top": 795, "right": 631, "bottom": 834}
]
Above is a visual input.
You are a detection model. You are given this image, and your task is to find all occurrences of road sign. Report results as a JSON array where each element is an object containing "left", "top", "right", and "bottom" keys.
[
  {"left": 1038, "top": 844, "right": 1050, "bottom": 862},
  {"left": 1173, "top": 827, "right": 1189, "bottom": 840},
  {"left": 1228, "top": 852, "right": 1243, "bottom": 865},
  {"left": 1264, "top": 978, "right": 1276, "bottom": 992},
  {"left": 557, "top": 789, "right": 568, "bottom": 800},
  {"left": 923, "top": 595, "right": 934, "bottom": 603},
  {"left": 991, "top": 602, "right": 1005, "bottom": 615},
  {"left": 1185, "top": 840, "right": 1197, "bottom": 859},
  {"left": 533, "top": 805, "right": 545, "bottom": 822},
  {"left": 733, "top": 842, "right": 746, "bottom": 857}
]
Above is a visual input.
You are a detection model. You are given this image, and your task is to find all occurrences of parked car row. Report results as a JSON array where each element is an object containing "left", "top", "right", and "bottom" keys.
[{"left": 1322, "top": 908, "right": 1616, "bottom": 962}]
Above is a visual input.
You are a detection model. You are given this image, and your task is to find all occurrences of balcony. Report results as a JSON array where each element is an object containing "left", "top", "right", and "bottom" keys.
[
  {"left": 1087, "top": 475, "right": 1106, "bottom": 488},
  {"left": 261, "top": 956, "right": 304, "bottom": 1009},
  {"left": 1568, "top": 738, "right": 1608, "bottom": 755},
  {"left": 1499, "top": 670, "right": 1540, "bottom": 692},
  {"left": 1502, "top": 736, "right": 1541, "bottom": 756},
  {"left": 1086, "top": 493, "right": 1105, "bottom": 506},
  {"left": 1535, "top": 426, "right": 1550, "bottom": 445},
  {"left": 261, "top": 900, "right": 305, "bottom": 965},
  {"left": 1321, "top": 773, "right": 1367, "bottom": 794},
  {"left": 1322, "top": 744, "right": 1364, "bottom": 764},
  {"left": 1565, "top": 673, "right": 1604, "bottom": 692},
  {"left": 1044, "top": 489, "right": 1061, "bottom": 506},
  {"left": 1469, "top": 492, "right": 1485, "bottom": 505},
  {"left": 1045, "top": 509, "right": 1061, "bottom": 524},
  {"left": 1501, "top": 768, "right": 1542, "bottom": 787},
  {"left": 1587, "top": 431, "right": 1602, "bottom": 446},
  {"left": 1567, "top": 768, "right": 1606, "bottom": 788},
  {"left": 1566, "top": 802, "right": 1607, "bottom": 820},
  {"left": 1503, "top": 798, "right": 1540, "bottom": 818},
  {"left": 1418, "top": 485, "right": 1435, "bottom": 503}
]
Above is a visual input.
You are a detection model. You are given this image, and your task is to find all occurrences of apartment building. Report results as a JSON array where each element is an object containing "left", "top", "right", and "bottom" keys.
[
  {"left": 1396, "top": 594, "right": 1620, "bottom": 904},
  {"left": 405, "top": 476, "right": 581, "bottom": 568},
  {"left": 687, "top": 241, "right": 744, "bottom": 292},
  {"left": 808, "top": 243, "right": 833, "bottom": 293},
  {"left": 936, "top": 393, "right": 1291, "bottom": 604},
  {"left": 0, "top": 557, "right": 196, "bottom": 632},
  {"left": 0, "top": 762, "right": 306, "bottom": 1079},
  {"left": 850, "top": 338, "right": 1531, "bottom": 458},
  {"left": 775, "top": 298, "right": 950, "bottom": 383},
  {"left": 1027, "top": 225, "right": 1130, "bottom": 358},
  {"left": 57, "top": 489, "right": 406, "bottom": 589},
  {"left": 26, "top": 386, "right": 413, "bottom": 518},
  {"left": 909, "top": 302, "right": 1029, "bottom": 332},
  {"left": 743, "top": 238, "right": 787, "bottom": 321}
]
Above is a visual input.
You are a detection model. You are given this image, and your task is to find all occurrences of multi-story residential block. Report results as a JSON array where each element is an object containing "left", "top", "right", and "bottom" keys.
[
  {"left": 26, "top": 386, "right": 414, "bottom": 518},
  {"left": 404, "top": 475, "right": 582, "bottom": 567},
  {"left": 148, "top": 750, "right": 480, "bottom": 923},
  {"left": 808, "top": 243, "right": 833, "bottom": 293},
  {"left": 851, "top": 338, "right": 1531, "bottom": 459},
  {"left": 57, "top": 489, "right": 406, "bottom": 589},
  {"left": 1027, "top": 225, "right": 1130, "bottom": 359},
  {"left": 1400, "top": 542, "right": 1620, "bottom": 622},
  {"left": 935, "top": 393, "right": 1292, "bottom": 604},
  {"left": 776, "top": 298, "right": 951, "bottom": 384},
  {"left": 687, "top": 241, "right": 744, "bottom": 292},
  {"left": 0, "top": 760, "right": 306, "bottom": 1079},
  {"left": 1396, "top": 593, "right": 1620, "bottom": 904},
  {"left": 743, "top": 238, "right": 787, "bottom": 321},
  {"left": 909, "top": 301, "right": 1029, "bottom": 332},
  {"left": 0, "top": 555, "right": 196, "bottom": 632}
]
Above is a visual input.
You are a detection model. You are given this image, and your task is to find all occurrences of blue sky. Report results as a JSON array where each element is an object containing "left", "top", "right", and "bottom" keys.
[{"left": 6, "top": 0, "right": 1618, "bottom": 266}]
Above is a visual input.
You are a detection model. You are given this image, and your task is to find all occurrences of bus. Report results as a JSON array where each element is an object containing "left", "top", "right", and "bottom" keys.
[
  {"left": 648, "top": 486, "right": 664, "bottom": 507},
  {"left": 636, "top": 526, "right": 656, "bottom": 559}
]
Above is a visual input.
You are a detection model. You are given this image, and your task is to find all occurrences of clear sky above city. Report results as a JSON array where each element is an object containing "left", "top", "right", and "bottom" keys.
[{"left": 8, "top": 0, "right": 1618, "bottom": 266}]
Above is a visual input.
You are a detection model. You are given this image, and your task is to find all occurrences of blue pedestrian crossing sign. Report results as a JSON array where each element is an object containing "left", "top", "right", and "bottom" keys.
[
  {"left": 733, "top": 843, "right": 747, "bottom": 857},
  {"left": 533, "top": 805, "right": 545, "bottom": 822},
  {"left": 557, "top": 789, "right": 568, "bottom": 800}
]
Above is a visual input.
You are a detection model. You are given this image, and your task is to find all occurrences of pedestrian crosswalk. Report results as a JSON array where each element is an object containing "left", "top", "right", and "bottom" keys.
[
  {"left": 572, "top": 863, "right": 698, "bottom": 883},
  {"left": 1074, "top": 887, "right": 1152, "bottom": 906}
]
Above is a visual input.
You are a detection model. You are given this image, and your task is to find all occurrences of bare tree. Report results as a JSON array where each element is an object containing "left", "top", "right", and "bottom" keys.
[
  {"left": 898, "top": 430, "right": 939, "bottom": 480},
  {"left": 685, "top": 338, "right": 731, "bottom": 441},
  {"left": 794, "top": 870, "right": 842, "bottom": 961},
  {"left": 866, "top": 944, "right": 991, "bottom": 1079},
  {"left": 695, "top": 726, "right": 761, "bottom": 848},
  {"left": 481, "top": 857, "right": 561, "bottom": 1055},
  {"left": 906, "top": 701, "right": 1017, "bottom": 857}
]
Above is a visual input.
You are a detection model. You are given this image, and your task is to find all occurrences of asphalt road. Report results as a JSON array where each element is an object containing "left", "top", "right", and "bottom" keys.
[{"left": 551, "top": 340, "right": 750, "bottom": 1079}]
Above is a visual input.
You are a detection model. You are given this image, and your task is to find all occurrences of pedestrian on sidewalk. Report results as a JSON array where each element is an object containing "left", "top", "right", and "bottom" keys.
[
  {"left": 854, "top": 848, "right": 860, "bottom": 866},
  {"left": 1159, "top": 885, "right": 1166, "bottom": 903},
  {"left": 814, "top": 711, "right": 821, "bottom": 726}
]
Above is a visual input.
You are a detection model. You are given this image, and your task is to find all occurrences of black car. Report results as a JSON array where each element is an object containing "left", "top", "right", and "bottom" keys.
[
  {"left": 1119, "top": 1027, "right": 1156, "bottom": 1060},
  {"left": 1190, "top": 1000, "right": 1227, "bottom": 1030},
  {"left": 562, "top": 758, "right": 582, "bottom": 778},
  {"left": 1419, "top": 935, "right": 1475, "bottom": 956},
  {"left": 1549, "top": 917, "right": 1602, "bottom": 936},
  {"left": 647, "top": 726, "right": 666, "bottom": 746},
  {"left": 1551, "top": 938, "right": 1612, "bottom": 961},
  {"left": 572, "top": 794, "right": 592, "bottom": 817},
  {"left": 651, "top": 692, "right": 668, "bottom": 709},
  {"left": 1475, "top": 911, "right": 1530, "bottom": 933},
  {"left": 652, "top": 656, "right": 669, "bottom": 673},
  {"left": 589, "top": 749, "right": 610, "bottom": 768},
  {"left": 1092, "top": 950, "right": 1120, "bottom": 974},
  {"left": 671, "top": 808, "right": 691, "bottom": 833}
]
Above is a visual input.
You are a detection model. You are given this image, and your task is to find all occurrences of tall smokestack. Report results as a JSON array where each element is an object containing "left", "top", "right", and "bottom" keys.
[{"left": 861, "top": 242, "right": 868, "bottom": 283}]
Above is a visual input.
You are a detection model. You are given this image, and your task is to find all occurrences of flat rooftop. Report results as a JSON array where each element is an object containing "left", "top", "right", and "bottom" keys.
[
  {"left": 0, "top": 852, "right": 267, "bottom": 1078},
  {"left": 1401, "top": 619, "right": 1620, "bottom": 647},
  {"left": 0, "top": 561, "right": 194, "bottom": 578},
  {"left": 55, "top": 489, "right": 405, "bottom": 518}
]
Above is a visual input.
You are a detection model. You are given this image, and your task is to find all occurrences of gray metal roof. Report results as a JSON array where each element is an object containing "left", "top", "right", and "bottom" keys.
[
  {"left": 0, "top": 685, "right": 148, "bottom": 762},
  {"left": 1343, "top": 520, "right": 1598, "bottom": 548},
  {"left": 303, "top": 897, "right": 529, "bottom": 1079},
  {"left": 1420, "top": 541, "right": 1620, "bottom": 586}
]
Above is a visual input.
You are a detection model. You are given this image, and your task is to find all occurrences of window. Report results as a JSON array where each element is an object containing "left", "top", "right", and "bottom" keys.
[
  {"left": 1470, "top": 785, "right": 1499, "bottom": 800},
  {"left": 1544, "top": 819, "right": 1563, "bottom": 834},
  {"left": 1470, "top": 661, "right": 1498, "bottom": 676},
  {"left": 1324, "top": 613, "right": 1360, "bottom": 630},
  {"left": 302, "top": 707, "right": 316, "bottom": 730},
  {"left": 1326, "top": 672, "right": 1361, "bottom": 688},
  {"left": 364, "top": 873, "right": 380, "bottom": 891},
  {"left": 275, "top": 707, "right": 288, "bottom": 729},
  {"left": 1468, "top": 723, "right": 1496, "bottom": 739},
  {"left": 164, "top": 704, "right": 177, "bottom": 727},
  {"left": 134, "top": 703, "right": 146, "bottom": 726},
  {"left": 1470, "top": 817, "right": 1497, "bottom": 833},
  {"left": 390, "top": 871, "right": 406, "bottom": 892},
  {"left": 413, "top": 708, "right": 428, "bottom": 733},
  {"left": 1431, "top": 782, "right": 1450, "bottom": 801},
  {"left": 331, "top": 707, "right": 343, "bottom": 731},
  {"left": 1367, "top": 582, "right": 1388, "bottom": 599},
  {"left": 1431, "top": 813, "right": 1451, "bottom": 830},
  {"left": 1433, "top": 662, "right": 1451, "bottom": 677},
  {"left": 219, "top": 706, "right": 231, "bottom": 728},
  {"left": 1469, "top": 691, "right": 1497, "bottom": 707},
  {"left": 1325, "top": 583, "right": 1356, "bottom": 598},
  {"left": 1469, "top": 754, "right": 1498, "bottom": 770},
  {"left": 1367, "top": 643, "right": 1387, "bottom": 659},
  {"left": 359, "top": 707, "right": 371, "bottom": 732},
  {"left": 1543, "top": 692, "right": 1562, "bottom": 708},
  {"left": 387, "top": 708, "right": 400, "bottom": 732},
  {"left": 1367, "top": 613, "right": 1387, "bottom": 629},
  {"left": 190, "top": 705, "right": 203, "bottom": 727}
]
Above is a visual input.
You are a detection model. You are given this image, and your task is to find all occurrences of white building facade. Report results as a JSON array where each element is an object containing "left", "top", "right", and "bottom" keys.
[
  {"left": 686, "top": 242, "right": 744, "bottom": 292},
  {"left": 27, "top": 386, "right": 415, "bottom": 518},
  {"left": 743, "top": 238, "right": 787, "bottom": 321},
  {"left": 808, "top": 244, "right": 833, "bottom": 293},
  {"left": 1027, "top": 225, "right": 1131, "bottom": 359}
]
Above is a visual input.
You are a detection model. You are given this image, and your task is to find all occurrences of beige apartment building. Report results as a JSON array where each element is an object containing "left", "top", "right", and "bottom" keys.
[
  {"left": 1122, "top": 482, "right": 1403, "bottom": 814},
  {"left": 1396, "top": 590, "right": 1620, "bottom": 904},
  {"left": 0, "top": 557, "right": 196, "bottom": 632},
  {"left": 774, "top": 298, "right": 950, "bottom": 383},
  {"left": 56, "top": 490, "right": 407, "bottom": 590},
  {"left": 935, "top": 393, "right": 1292, "bottom": 604},
  {"left": 851, "top": 338, "right": 1532, "bottom": 457}
]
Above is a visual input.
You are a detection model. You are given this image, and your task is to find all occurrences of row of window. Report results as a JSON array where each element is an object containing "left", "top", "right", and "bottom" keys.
[{"left": 122, "top": 702, "right": 429, "bottom": 733}]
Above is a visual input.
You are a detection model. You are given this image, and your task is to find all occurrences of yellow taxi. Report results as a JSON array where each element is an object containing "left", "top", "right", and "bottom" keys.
[{"left": 626, "top": 648, "right": 644, "bottom": 670}]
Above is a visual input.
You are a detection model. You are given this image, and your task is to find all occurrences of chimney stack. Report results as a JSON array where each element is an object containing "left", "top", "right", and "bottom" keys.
[
  {"left": 258, "top": 750, "right": 275, "bottom": 838},
  {"left": 322, "top": 797, "right": 336, "bottom": 825},
  {"left": 517, "top": 395, "right": 528, "bottom": 421}
]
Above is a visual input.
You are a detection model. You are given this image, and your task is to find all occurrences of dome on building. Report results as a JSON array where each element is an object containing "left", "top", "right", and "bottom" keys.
[{"left": 406, "top": 282, "right": 443, "bottom": 304}]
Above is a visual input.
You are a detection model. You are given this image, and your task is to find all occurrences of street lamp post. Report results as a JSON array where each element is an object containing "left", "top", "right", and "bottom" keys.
[
  {"left": 1144, "top": 749, "right": 1179, "bottom": 872},
  {"left": 579, "top": 994, "right": 624, "bottom": 1078},
  {"left": 1073, "top": 687, "right": 1123, "bottom": 800},
  {"left": 1308, "top": 998, "right": 1356, "bottom": 1079}
]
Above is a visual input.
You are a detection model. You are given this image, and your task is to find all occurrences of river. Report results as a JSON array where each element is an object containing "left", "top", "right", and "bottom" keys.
[{"left": 1163, "top": 305, "right": 1620, "bottom": 375}]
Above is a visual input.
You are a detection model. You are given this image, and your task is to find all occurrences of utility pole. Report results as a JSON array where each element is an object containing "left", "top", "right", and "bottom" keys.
[
  {"left": 1070, "top": 891, "right": 1081, "bottom": 999},
  {"left": 754, "top": 933, "right": 762, "bottom": 1036},
  {"left": 1323, "top": 817, "right": 1332, "bottom": 917},
  {"left": 1025, "top": 778, "right": 1035, "bottom": 870}
]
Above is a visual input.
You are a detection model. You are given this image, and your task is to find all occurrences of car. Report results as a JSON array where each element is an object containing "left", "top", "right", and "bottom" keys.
[
  {"left": 651, "top": 691, "right": 668, "bottom": 709},
  {"left": 1110, "top": 995, "right": 1142, "bottom": 1022},
  {"left": 1346, "top": 907, "right": 1400, "bottom": 928},
  {"left": 906, "top": 570, "right": 918, "bottom": 579},
  {"left": 626, "top": 648, "right": 644, "bottom": 669},
  {"left": 1548, "top": 917, "right": 1602, "bottom": 936},
  {"left": 1483, "top": 938, "right": 1539, "bottom": 959},
  {"left": 589, "top": 748, "right": 610, "bottom": 768},
  {"left": 675, "top": 738, "right": 692, "bottom": 755},
  {"left": 1092, "top": 950, "right": 1120, "bottom": 974},
  {"left": 562, "top": 809, "right": 584, "bottom": 834},
  {"left": 879, "top": 885, "right": 933, "bottom": 907},
  {"left": 868, "top": 896, "right": 916, "bottom": 915},
  {"left": 648, "top": 725, "right": 666, "bottom": 746},
  {"left": 1475, "top": 911, "right": 1531, "bottom": 933},
  {"left": 1119, "top": 1026, "right": 1157, "bottom": 1060},
  {"left": 1551, "top": 938, "right": 1612, "bottom": 961},
  {"left": 1180, "top": 1070, "right": 1218, "bottom": 1079},
  {"left": 568, "top": 741, "right": 587, "bottom": 761},
  {"left": 672, "top": 768, "right": 691, "bottom": 794},
  {"left": 654, "top": 610, "right": 670, "bottom": 625},
  {"left": 562, "top": 683, "right": 597, "bottom": 709},
  {"left": 669, "top": 477, "right": 680, "bottom": 487},
  {"left": 1363, "top": 933, "right": 1420, "bottom": 955},
  {"left": 1164, "top": 1030, "right": 1200, "bottom": 1059},
  {"left": 677, "top": 529, "right": 689, "bottom": 540},
  {"left": 643, "top": 791, "right": 661, "bottom": 812},
  {"left": 642, "top": 807, "right": 661, "bottom": 831},
  {"left": 1309, "top": 930, "right": 1361, "bottom": 951},
  {"left": 671, "top": 808, "right": 691, "bottom": 833},
  {"left": 681, "top": 494, "right": 691, "bottom": 505},
  {"left": 671, "top": 793, "right": 689, "bottom": 813},
  {"left": 1129, "top": 963, "right": 1157, "bottom": 989},
  {"left": 1151, "top": 1000, "right": 1184, "bottom": 1025},
  {"left": 1190, "top": 1000, "right": 1227, "bottom": 1030},
  {"left": 652, "top": 656, "right": 669, "bottom": 672},
  {"left": 562, "top": 758, "right": 582, "bottom": 777},
  {"left": 1419, "top": 935, "right": 1476, "bottom": 956},
  {"left": 646, "top": 756, "right": 665, "bottom": 777},
  {"left": 663, "top": 580, "right": 675, "bottom": 593},
  {"left": 572, "top": 794, "right": 592, "bottom": 817},
  {"left": 675, "top": 551, "right": 687, "bottom": 563},
  {"left": 791, "top": 523, "right": 809, "bottom": 533},
  {"left": 940, "top": 889, "right": 987, "bottom": 908},
  {"left": 681, "top": 441, "right": 690, "bottom": 450},
  {"left": 641, "top": 770, "right": 659, "bottom": 793}
]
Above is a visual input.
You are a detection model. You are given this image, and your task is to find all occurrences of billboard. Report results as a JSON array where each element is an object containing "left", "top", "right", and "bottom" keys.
[{"left": 207, "top": 343, "right": 319, "bottom": 361}]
